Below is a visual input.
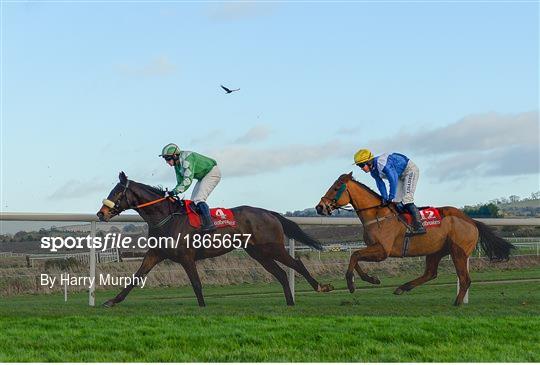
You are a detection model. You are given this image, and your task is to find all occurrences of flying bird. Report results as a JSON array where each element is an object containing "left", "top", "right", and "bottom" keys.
[{"left": 221, "top": 85, "right": 240, "bottom": 94}]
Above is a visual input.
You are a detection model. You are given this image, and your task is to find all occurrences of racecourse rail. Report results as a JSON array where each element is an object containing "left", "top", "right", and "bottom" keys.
[{"left": 1, "top": 212, "right": 539, "bottom": 306}]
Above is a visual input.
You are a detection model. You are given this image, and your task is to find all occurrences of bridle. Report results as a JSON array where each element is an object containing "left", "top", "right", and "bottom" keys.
[
  {"left": 102, "top": 181, "right": 174, "bottom": 214},
  {"left": 321, "top": 180, "right": 383, "bottom": 214},
  {"left": 101, "top": 181, "right": 182, "bottom": 229}
]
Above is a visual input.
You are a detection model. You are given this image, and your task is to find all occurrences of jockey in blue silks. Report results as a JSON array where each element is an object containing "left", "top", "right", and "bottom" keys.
[{"left": 354, "top": 149, "right": 426, "bottom": 235}]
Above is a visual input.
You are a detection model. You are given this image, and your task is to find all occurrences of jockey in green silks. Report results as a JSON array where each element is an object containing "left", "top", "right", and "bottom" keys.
[{"left": 160, "top": 143, "right": 221, "bottom": 232}]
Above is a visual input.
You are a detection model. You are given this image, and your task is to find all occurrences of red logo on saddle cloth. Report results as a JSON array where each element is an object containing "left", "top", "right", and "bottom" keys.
[
  {"left": 404, "top": 207, "right": 442, "bottom": 228},
  {"left": 184, "top": 200, "right": 237, "bottom": 229}
]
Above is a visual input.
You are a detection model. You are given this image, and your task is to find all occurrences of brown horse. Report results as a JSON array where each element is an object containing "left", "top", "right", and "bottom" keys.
[
  {"left": 97, "top": 172, "right": 332, "bottom": 307},
  {"left": 315, "top": 172, "right": 515, "bottom": 305}
]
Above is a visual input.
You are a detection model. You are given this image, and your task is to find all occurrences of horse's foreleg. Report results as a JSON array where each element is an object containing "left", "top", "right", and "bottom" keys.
[
  {"left": 346, "top": 244, "right": 387, "bottom": 293},
  {"left": 394, "top": 250, "right": 446, "bottom": 295},
  {"left": 353, "top": 263, "right": 381, "bottom": 285},
  {"left": 181, "top": 259, "right": 206, "bottom": 307},
  {"left": 103, "top": 249, "right": 162, "bottom": 307}
]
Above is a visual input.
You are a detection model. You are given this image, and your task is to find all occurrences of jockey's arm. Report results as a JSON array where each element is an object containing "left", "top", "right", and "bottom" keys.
[
  {"left": 372, "top": 173, "right": 389, "bottom": 201},
  {"left": 383, "top": 165, "right": 398, "bottom": 201},
  {"left": 172, "top": 160, "right": 196, "bottom": 195}
]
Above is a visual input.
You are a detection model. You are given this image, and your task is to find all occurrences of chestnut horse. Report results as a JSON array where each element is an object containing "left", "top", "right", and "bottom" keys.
[
  {"left": 316, "top": 172, "right": 514, "bottom": 305},
  {"left": 97, "top": 172, "right": 332, "bottom": 307}
]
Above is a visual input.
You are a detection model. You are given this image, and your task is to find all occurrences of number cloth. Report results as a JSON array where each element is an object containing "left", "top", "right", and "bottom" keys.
[
  {"left": 184, "top": 200, "right": 237, "bottom": 229},
  {"left": 403, "top": 207, "right": 442, "bottom": 228}
]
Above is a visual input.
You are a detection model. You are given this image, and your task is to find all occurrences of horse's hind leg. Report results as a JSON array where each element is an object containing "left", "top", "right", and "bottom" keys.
[
  {"left": 394, "top": 250, "right": 446, "bottom": 295},
  {"left": 450, "top": 245, "right": 471, "bottom": 306},
  {"left": 245, "top": 247, "right": 294, "bottom": 305},
  {"left": 103, "top": 249, "right": 163, "bottom": 307},
  {"left": 180, "top": 258, "right": 206, "bottom": 307},
  {"left": 272, "top": 246, "right": 333, "bottom": 292}
]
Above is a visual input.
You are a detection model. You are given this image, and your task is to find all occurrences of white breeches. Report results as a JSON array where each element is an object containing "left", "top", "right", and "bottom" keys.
[
  {"left": 394, "top": 160, "right": 419, "bottom": 205},
  {"left": 191, "top": 166, "right": 221, "bottom": 204}
]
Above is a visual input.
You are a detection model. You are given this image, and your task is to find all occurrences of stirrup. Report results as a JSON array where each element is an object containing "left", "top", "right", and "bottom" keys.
[
  {"left": 200, "top": 218, "right": 216, "bottom": 232},
  {"left": 201, "top": 224, "right": 216, "bottom": 233}
]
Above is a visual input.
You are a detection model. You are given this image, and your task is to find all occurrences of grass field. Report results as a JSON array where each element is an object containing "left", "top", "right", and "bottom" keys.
[{"left": 1, "top": 267, "right": 539, "bottom": 362}]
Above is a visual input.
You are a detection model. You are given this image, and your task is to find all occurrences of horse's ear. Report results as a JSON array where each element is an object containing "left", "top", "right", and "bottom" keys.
[
  {"left": 348, "top": 171, "right": 353, "bottom": 177},
  {"left": 119, "top": 171, "right": 128, "bottom": 184}
]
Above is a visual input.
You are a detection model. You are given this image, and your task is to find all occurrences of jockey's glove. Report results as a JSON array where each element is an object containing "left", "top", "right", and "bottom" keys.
[{"left": 165, "top": 190, "right": 176, "bottom": 198}]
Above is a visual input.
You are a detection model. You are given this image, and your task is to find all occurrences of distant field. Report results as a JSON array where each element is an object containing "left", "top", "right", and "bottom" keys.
[{"left": 0, "top": 268, "right": 538, "bottom": 362}]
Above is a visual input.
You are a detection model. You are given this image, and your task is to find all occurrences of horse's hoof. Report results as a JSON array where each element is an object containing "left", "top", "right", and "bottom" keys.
[
  {"left": 319, "top": 283, "right": 334, "bottom": 292},
  {"left": 103, "top": 300, "right": 115, "bottom": 308},
  {"left": 346, "top": 273, "right": 355, "bottom": 293},
  {"left": 368, "top": 276, "right": 381, "bottom": 285},
  {"left": 394, "top": 287, "right": 404, "bottom": 295}
]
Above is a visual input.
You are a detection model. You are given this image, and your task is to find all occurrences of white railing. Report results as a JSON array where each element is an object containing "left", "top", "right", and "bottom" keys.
[
  {"left": 2, "top": 212, "right": 540, "bottom": 306},
  {"left": 0, "top": 251, "right": 26, "bottom": 257},
  {"left": 22, "top": 248, "right": 120, "bottom": 267}
]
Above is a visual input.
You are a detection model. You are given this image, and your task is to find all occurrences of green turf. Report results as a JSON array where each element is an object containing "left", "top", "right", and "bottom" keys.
[{"left": 0, "top": 268, "right": 539, "bottom": 362}]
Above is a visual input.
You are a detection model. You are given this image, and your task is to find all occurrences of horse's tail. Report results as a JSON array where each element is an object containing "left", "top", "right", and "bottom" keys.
[
  {"left": 474, "top": 220, "right": 516, "bottom": 261},
  {"left": 270, "top": 212, "right": 323, "bottom": 251}
]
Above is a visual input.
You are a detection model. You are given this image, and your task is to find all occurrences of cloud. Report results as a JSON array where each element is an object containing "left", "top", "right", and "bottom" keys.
[
  {"left": 366, "top": 111, "right": 539, "bottom": 180},
  {"left": 208, "top": 140, "right": 354, "bottom": 177},
  {"left": 48, "top": 180, "right": 110, "bottom": 200},
  {"left": 233, "top": 125, "right": 272, "bottom": 144},
  {"left": 207, "top": 2, "right": 276, "bottom": 21},
  {"left": 369, "top": 111, "right": 538, "bottom": 154},
  {"left": 142, "top": 110, "right": 538, "bottom": 183},
  {"left": 117, "top": 56, "right": 176, "bottom": 77}
]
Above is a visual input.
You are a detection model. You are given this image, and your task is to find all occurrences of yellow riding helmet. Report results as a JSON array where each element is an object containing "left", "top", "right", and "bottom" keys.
[{"left": 353, "top": 149, "right": 374, "bottom": 165}]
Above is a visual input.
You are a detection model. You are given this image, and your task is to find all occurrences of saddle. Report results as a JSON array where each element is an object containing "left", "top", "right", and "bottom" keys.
[
  {"left": 182, "top": 200, "right": 237, "bottom": 229},
  {"left": 400, "top": 206, "right": 442, "bottom": 229},
  {"left": 397, "top": 206, "right": 442, "bottom": 257}
]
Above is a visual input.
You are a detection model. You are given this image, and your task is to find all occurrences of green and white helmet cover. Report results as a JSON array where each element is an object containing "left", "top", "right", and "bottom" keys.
[{"left": 160, "top": 143, "right": 180, "bottom": 157}]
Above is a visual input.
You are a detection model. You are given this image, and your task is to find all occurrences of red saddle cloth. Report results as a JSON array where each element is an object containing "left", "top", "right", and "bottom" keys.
[
  {"left": 402, "top": 207, "right": 442, "bottom": 228},
  {"left": 184, "top": 200, "right": 237, "bottom": 229}
]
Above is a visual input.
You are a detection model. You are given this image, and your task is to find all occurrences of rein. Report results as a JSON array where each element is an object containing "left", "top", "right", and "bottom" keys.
[
  {"left": 102, "top": 181, "right": 193, "bottom": 230},
  {"left": 321, "top": 181, "right": 383, "bottom": 213},
  {"left": 135, "top": 196, "right": 172, "bottom": 209},
  {"left": 102, "top": 181, "right": 175, "bottom": 211}
]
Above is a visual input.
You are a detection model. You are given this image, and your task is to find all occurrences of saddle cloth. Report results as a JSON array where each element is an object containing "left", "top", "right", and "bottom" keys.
[
  {"left": 402, "top": 206, "right": 442, "bottom": 228},
  {"left": 184, "top": 200, "right": 237, "bottom": 229}
]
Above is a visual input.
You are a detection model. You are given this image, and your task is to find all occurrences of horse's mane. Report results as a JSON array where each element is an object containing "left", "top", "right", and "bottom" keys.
[
  {"left": 339, "top": 173, "right": 381, "bottom": 200},
  {"left": 132, "top": 181, "right": 167, "bottom": 197},
  {"left": 351, "top": 179, "right": 381, "bottom": 199}
]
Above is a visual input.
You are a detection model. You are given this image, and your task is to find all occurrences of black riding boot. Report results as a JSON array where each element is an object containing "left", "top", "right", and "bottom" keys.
[
  {"left": 197, "top": 202, "right": 216, "bottom": 232},
  {"left": 405, "top": 203, "right": 427, "bottom": 235}
]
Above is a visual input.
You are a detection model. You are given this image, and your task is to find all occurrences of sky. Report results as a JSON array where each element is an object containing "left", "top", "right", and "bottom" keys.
[{"left": 1, "top": 1, "right": 539, "bottom": 221}]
